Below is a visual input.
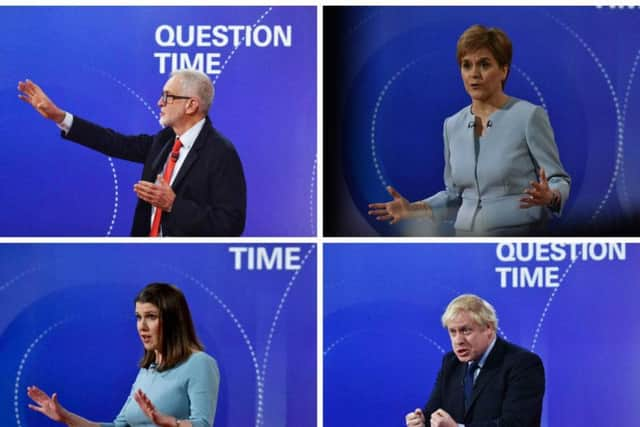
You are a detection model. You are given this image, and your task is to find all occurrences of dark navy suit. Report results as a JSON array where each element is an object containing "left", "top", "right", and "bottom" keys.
[
  {"left": 63, "top": 116, "right": 246, "bottom": 236},
  {"left": 424, "top": 337, "right": 545, "bottom": 427}
]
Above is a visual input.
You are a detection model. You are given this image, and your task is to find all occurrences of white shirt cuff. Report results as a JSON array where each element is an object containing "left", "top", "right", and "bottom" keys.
[{"left": 56, "top": 112, "right": 74, "bottom": 134}]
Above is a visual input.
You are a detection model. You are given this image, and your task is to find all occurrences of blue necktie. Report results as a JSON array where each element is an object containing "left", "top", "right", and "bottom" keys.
[{"left": 464, "top": 361, "right": 479, "bottom": 410}]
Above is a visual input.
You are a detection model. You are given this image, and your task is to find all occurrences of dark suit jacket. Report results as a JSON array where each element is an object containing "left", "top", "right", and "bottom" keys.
[
  {"left": 424, "top": 337, "right": 545, "bottom": 427},
  {"left": 63, "top": 116, "right": 246, "bottom": 236}
]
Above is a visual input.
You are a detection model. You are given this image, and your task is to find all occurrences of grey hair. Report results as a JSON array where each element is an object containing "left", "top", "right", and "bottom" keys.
[
  {"left": 441, "top": 294, "right": 498, "bottom": 330},
  {"left": 170, "top": 69, "right": 214, "bottom": 114}
]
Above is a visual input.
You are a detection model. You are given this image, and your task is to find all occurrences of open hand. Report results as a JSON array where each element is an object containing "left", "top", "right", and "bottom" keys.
[
  {"left": 17, "top": 79, "right": 65, "bottom": 123},
  {"left": 133, "top": 389, "right": 178, "bottom": 427},
  {"left": 134, "top": 175, "right": 176, "bottom": 211},
  {"left": 520, "top": 168, "right": 557, "bottom": 209},
  {"left": 368, "top": 186, "right": 412, "bottom": 224},
  {"left": 27, "top": 385, "right": 67, "bottom": 422}
]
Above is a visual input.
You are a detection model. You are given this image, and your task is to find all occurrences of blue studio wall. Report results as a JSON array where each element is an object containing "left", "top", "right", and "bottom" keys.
[
  {"left": 324, "top": 6, "right": 640, "bottom": 235},
  {"left": 324, "top": 242, "right": 637, "bottom": 426},
  {"left": 0, "top": 6, "right": 316, "bottom": 236}
]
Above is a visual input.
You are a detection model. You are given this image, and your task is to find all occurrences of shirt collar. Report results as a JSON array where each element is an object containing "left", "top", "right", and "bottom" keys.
[
  {"left": 175, "top": 117, "right": 206, "bottom": 150},
  {"left": 475, "top": 336, "right": 497, "bottom": 369}
]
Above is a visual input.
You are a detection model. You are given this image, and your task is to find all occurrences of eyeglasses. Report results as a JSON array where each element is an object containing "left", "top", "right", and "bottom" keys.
[{"left": 160, "top": 91, "right": 192, "bottom": 105}]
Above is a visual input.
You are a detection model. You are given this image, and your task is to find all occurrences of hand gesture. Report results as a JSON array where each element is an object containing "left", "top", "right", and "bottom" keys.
[
  {"left": 520, "top": 168, "right": 556, "bottom": 209},
  {"left": 405, "top": 408, "right": 426, "bottom": 427},
  {"left": 429, "top": 408, "right": 457, "bottom": 427},
  {"left": 133, "top": 389, "right": 178, "bottom": 427},
  {"left": 368, "top": 186, "right": 412, "bottom": 224},
  {"left": 17, "top": 79, "right": 66, "bottom": 123},
  {"left": 133, "top": 175, "right": 176, "bottom": 211},
  {"left": 27, "top": 386, "right": 67, "bottom": 422}
]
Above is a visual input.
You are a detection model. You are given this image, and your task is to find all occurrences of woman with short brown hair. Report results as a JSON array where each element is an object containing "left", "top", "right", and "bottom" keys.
[{"left": 370, "top": 25, "right": 570, "bottom": 236}]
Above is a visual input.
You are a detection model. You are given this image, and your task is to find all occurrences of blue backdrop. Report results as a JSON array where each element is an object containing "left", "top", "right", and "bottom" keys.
[
  {"left": 0, "top": 6, "right": 316, "bottom": 236},
  {"left": 0, "top": 243, "right": 316, "bottom": 426},
  {"left": 324, "top": 242, "right": 637, "bottom": 426},
  {"left": 324, "top": 6, "right": 640, "bottom": 236}
]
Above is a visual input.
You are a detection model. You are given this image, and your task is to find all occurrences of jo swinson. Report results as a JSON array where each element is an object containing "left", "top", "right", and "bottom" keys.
[{"left": 369, "top": 25, "right": 571, "bottom": 236}]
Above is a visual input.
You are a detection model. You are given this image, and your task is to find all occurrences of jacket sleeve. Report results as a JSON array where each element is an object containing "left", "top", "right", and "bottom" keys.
[
  {"left": 62, "top": 115, "right": 154, "bottom": 164},
  {"left": 423, "top": 354, "right": 447, "bottom": 416},
  {"left": 186, "top": 355, "right": 220, "bottom": 427},
  {"left": 425, "top": 118, "right": 462, "bottom": 222},
  {"left": 525, "top": 107, "right": 571, "bottom": 216}
]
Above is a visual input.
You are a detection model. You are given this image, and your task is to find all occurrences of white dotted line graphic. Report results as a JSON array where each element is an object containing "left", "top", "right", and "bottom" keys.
[
  {"left": 342, "top": 9, "right": 383, "bottom": 41},
  {"left": 371, "top": 59, "right": 420, "bottom": 188},
  {"left": 621, "top": 50, "right": 640, "bottom": 118},
  {"left": 309, "top": 157, "right": 317, "bottom": 235},
  {"left": 547, "top": 14, "right": 623, "bottom": 222},
  {"left": 214, "top": 7, "right": 273, "bottom": 84},
  {"left": 324, "top": 331, "right": 356, "bottom": 357},
  {"left": 94, "top": 69, "right": 160, "bottom": 122},
  {"left": 497, "top": 327, "right": 509, "bottom": 343},
  {"left": 179, "top": 271, "right": 261, "bottom": 394},
  {"left": 257, "top": 245, "right": 315, "bottom": 427},
  {"left": 416, "top": 333, "right": 447, "bottom": 355},
  {"left": 530, "top": 251, "right": 582, "bottom": 352},
  {"left": 0, "top": 265, "right": 41, "bottom": 293},
  {"left": 618, "top": 47, "right": 640, "bottom": 211},
  {"left": 14, "top": 320, "right": 67, "bottom": 427},
  {"left": 512, "top": 64, "right": 547, "bottom": 110},
  {"left": 108, "top": 161, "right": 120, "bottom": 237},
  {"left": 324, "top": 329, "right": 446, "bottom": 357},
  {"left": 595, "top": 6, "right": 639, "bottom": 9}
]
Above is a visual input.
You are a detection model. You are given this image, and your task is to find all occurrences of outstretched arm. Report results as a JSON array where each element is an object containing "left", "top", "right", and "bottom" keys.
[
  {"left": 520, "top": 107, "right": 571, "bottom": 215},
  {"left": 19, "top": 79, "right": 153, "bottom": 164}
]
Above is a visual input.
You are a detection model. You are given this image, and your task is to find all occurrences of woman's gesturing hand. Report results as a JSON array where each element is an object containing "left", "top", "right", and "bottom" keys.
[
  {"left": 134, "top": 389, "right": 181, "bottom": 427},
  {"left": 369, "top": 186, "right": 431, "bottom": 224},
  {"left": 27, "top": 386, "right": 67, "bottom": 422},
  {"left": 521, "top": 168, "right": 560, "bottom": 209},
  {"left": 368, "top": 186, "right": 412, "bottom": 224}
]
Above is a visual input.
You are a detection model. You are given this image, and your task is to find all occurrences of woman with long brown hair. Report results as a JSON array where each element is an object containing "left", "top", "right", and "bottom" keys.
[{"left": 27, "top": 283, "right": 219, "bottom": 427}]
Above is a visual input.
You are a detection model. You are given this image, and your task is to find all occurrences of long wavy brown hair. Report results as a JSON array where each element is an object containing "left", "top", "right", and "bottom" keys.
[{"left": 135, "top": 283, "right": 204, "bottom": 371}]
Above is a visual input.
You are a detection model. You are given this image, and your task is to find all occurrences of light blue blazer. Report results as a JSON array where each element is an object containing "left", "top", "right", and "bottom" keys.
[{"left": 425, "top": 97, "right": 570, "bottom": 235}]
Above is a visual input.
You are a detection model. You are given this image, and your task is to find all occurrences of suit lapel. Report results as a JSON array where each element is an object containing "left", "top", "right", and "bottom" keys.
[
  {"left": 464, "top": 338, "right": 506, "bottom": 416},
  {"left": 150, "top": 137, "right": 174, "bottom": 178},
  {"left": 172, "top": 118, "right": 211, "bottom": 189}
]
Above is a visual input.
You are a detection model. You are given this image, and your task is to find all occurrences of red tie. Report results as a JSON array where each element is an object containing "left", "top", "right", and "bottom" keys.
[{"left": 149, "top": 138, "right": 182, "bottom": 237}]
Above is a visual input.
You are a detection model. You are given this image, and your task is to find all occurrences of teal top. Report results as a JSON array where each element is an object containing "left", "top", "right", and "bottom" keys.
[{"left": 100, "top": 352, "right": 219, "bottom": 427}]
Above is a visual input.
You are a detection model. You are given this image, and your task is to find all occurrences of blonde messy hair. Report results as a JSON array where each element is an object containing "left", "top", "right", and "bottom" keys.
[{"left": 441, "top": 294, "right": 498, "bottom": 330}]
